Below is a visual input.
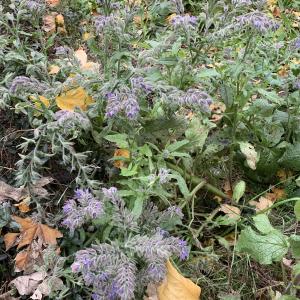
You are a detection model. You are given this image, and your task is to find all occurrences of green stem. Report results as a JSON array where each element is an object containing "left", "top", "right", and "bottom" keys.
[{"left": 166, "top": 162, "right": 230, "bottom": 199}]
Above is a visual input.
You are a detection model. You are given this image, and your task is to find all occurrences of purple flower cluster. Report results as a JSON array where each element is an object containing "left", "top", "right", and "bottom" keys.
[
  {"left": 62, "top": 189, "right": 104, "bottom": 234},
  {"left": 178, "top": 88, "right": 213, "bottom": 112},
  {"left": 72, "top": 243, "right": 136, "bottom": 300},
  {"left": 9, "top": 76, "right": 49, "bottom": 95},
  {"left": 54, "top": 110, "right": 91, "bottom": 130},
  {"left": 292, "top": 36, "right": 300, "bottom": 49},
  {"left": 94, "top": 15, "right": 125, "bottom": 35},
  {"left": 158, "top": 168, "right": 170, "bottom": 184},
  {"left": 130, "top": 77, "right": 153, "bottom": 95},
  {"left": 125, "top": 230, "right": 189, "bottom": 282},
  {"left": 171, "top": 15, "right": 198, "bottom": 31},
  {"left": 105, "top": 89, "right": 140, "bottom": 120},
  {"left": 102, "top": 187, "right": 137, "bottom": 230},
  {"left": 24, "top": 0, "right": 45, "bottom": 12},
  {"left": 236, "top": 11, "right": 280, "bottom": 33}
]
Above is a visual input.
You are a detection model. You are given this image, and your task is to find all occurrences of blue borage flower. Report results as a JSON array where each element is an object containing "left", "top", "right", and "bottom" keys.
[
  {"left": 9, "top": 76, "right": 49, "bottom": 95},
  {"left": 54, "top": 110, "right": 91, "bottom": 130},
  {"left": 94, "top": 15, "right": 125, "bottom": 35},
  {"left": 21, "top": 0, "right": 45, "bottom": 12},
  {"left": 105, "top": 86, "right": 140, "bottom": 120},
  {"left": 171, "top": 15, "right": 198, "bottom": 31},
  {"left": 69, "top": 187, "right": 189, "bottom": 299},
  {"left": 62, "top": 189, "right": 104, "bottom": 234}
]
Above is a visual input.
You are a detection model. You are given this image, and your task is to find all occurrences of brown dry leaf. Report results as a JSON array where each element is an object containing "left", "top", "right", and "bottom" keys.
[
  {"left": 272, "top": 7, "right": 281, "bottom": 18},
  {"left": 42, "top": 14, "right": 56, "bottom": 35},
  {"left": 222, "top": 180, "right": 233, "bottom": 198},
  {"left": 157, "top": 261, "right": 201, "bottom": 300},
  {"left": 46, "top": 0, "right": 60, "bottom": 7},
  {"left": 278, "top": 65, "right": 289, "bottom": 77},
  {"left": 0, "top": 181, "right": 27, "bottom": 202},
  {"left": 210, "top": 102, "right": 226, "bottom": 123},
  {"left": 249, "top": 196, "right": 273, "bottom": 212},
  {"left": 4, "top": 233, "right": 20, "bottom": 251},
  {"left": 15, "top": 247, "right": 43, "bottom": 273},
  {"left": 219, "top": 204, "right": 241, "bottom": 221},
  {"left": 14, "top": 196, "right": 31, "bottom": 213},
  {"left": 276, "top": 169, "right": 293, "bottom": 181},
  {"left": 55, "top": 86, "right": 94, "bottom": 111},
  {"left": 48, "top": 65, "right": 60, "bottom": 75},
  {"left": 10, "top": 272, "right": 46, "bottom": 296},
  {"left": 114, "top": 149, "right": 130, "bottom": 168},
  {"left": 31, "top": 278, "right": 64, "bottom": 300},
  {"left": 7, "top": 216, "right": 63, "bottom": 250}
]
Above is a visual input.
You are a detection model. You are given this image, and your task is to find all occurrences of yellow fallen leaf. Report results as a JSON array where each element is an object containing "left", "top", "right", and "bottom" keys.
[
  {"left": 55, "top": 14, "right": 64, "bottom": 26},
  {"left": 114, "top": 149, "right": 130, "bottom": 168},
  {"left": 29, "top": 95, "right": 50, "bottom": 114},
  {"left": 82, "top": 32, "right": 93, "bottom": 41},
  {"left": 157, "top": 261, "right": 201, "bottom": 300},
  {"left": 55, "top": 87, "right": 94, "bottom": 111},
  {"left": 278, "top": 65, "right": 289, "bottom": 77},
  {"left": 48, "top": 65, "right": 60, "bottom": 75}
]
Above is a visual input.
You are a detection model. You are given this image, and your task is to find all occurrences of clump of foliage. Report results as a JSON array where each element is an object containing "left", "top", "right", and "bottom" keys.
[{"left": 0, "top": 0, "right": 300, "bottom": 299}]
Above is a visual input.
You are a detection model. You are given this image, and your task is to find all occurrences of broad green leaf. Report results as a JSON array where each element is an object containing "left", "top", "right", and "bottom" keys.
[
  {"left": 196, "top": 68, "right": 220, "bottom": 79},
  {"left": 289, "top": 235, "right": 300, "bottom": 259},
  {"left": 220, "top": 84, "right": 234, "bottom": 108},
  {"left": 253, "top": 214, "right": 275, "bottom": 234},
  {"left": 232, "top": 181, "right": 246, "bottom": 203},
  {"left": 236, "top": 226, "right": 289, "bottom": 264},
  {"left": 166, "top": 140, "right": 190, "bottom": 152},
  {"left": 104, "top": 134, "right": 129, "bottom": 148},
  {"left": 257, "top": 88, "right": 283, "bottom": 105},
  {"left": 294, "top": 200, "right": 300, "bottom": 220},
  {"left": 120, "top": 165, "right": 138, "bottom": 176},
  {"left": 279, "top": 143, "right": 300, "bottom": 171}
]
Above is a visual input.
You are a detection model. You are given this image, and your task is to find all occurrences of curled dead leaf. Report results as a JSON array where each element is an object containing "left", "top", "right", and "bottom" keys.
[
  {"left": 0, "top": 181, "right": 27, "bottom": 202},
  {"left": 157, "top": 261, "right": 201, "bottom": 300},
  {"left": 14, "top": 196, "right": 31, "bottom": 213}
]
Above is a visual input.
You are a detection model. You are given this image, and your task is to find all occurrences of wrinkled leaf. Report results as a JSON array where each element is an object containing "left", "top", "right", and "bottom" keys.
[
  {"left": 10, "top": 272, "right": 46, "bottom": 296},
  {"left": 237, "top": 214, "right": 289, "bottom": 264}
]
